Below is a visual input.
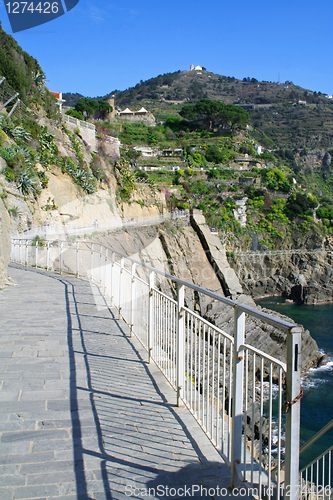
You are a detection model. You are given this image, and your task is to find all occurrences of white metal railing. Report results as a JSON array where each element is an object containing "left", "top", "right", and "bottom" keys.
[
  {"left": 10, "top": 238, "right": 303, "bottom": 500},
  {"left": 11, "top": 210, "right": 189, "bottom": 240},
  {"left": 299, "top": 420, "right": 333, "bottom": 500},
  {"left": 62, "top": 113, "right": 96, "bottom": 131}
]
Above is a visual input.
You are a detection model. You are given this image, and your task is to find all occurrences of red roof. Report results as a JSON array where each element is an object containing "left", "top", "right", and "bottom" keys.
[{"left": 50, "top": 91, "right": 61, "bottom": 99}]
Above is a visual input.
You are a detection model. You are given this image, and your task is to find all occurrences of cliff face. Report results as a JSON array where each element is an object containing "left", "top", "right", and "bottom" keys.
[
  {"left": 93, "top": 216, "right": 321, "bottom": 372},
  {"left": 230, "top": 235, "right": 333, "bottom": 305}
]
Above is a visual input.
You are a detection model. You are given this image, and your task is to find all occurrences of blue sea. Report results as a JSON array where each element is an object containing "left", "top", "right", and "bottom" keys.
[{"left": 256, "top": 297, "right": 333, "bottom": 470}]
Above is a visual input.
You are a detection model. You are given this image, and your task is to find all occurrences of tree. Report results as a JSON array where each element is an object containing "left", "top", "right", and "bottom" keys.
[
  {"left": 179, "top": 99, "right": 249, "bottom": 131},
  {"left": 65, "top": 109, "right": 84, "bottom": 121},
  {"left": 205, "top": 145, "right": 224, "bottom": 163},
  {"left": 75, "top": 98, "right": 112, "bottom": 119},
  {"left": 284, "top": 192, "right": 317, "bottom": 220}
]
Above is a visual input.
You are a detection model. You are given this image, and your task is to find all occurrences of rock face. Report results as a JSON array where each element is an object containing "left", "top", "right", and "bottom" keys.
[
  {"left": 190, "top": 210, "right": 243, "bottom": 299},
  {"left": 0, "top": 197, "right": 11, "bottom": 289},
  {"left": 93, "top": 217, "right": 321, "bottom": 372},
  {"left": 231, "top": 239, "right": 333, "bottom": 305}
]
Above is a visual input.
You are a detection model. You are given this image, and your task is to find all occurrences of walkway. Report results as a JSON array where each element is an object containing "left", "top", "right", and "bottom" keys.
[{"left": 0, "top": 265, "right": 241, "bottom": 500}]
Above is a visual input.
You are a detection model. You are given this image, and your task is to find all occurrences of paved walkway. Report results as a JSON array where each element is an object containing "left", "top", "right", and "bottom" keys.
[{"left": 0, "top": 264, "right": 240, "bottom": 500}]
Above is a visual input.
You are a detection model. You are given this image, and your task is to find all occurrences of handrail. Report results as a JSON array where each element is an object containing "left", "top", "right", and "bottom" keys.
[
  {"left": 300, "top": 418, "right": 333, "bottom": 455},
  {"left": 239, "top": 343, "right": 287, "bottom": 372},
  {"left": 300, "top": 444, "right": 333, "bottom": 473},
  {"left": 90, "top": 242, "right": 298, "bottom": 333}
]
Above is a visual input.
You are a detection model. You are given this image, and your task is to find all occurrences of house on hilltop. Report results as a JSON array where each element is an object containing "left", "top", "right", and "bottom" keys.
[{"left": 190, "top": 65, "right": 203, "bottom": 71}]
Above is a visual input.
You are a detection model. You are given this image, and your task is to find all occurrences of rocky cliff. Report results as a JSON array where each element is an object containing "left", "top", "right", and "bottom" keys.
[{"left": 230, "top": 234, "right": 333, "bottom": 305}]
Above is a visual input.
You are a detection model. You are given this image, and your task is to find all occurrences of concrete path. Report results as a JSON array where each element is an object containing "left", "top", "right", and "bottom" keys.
[{"left": 0, "top": 264, "right": 241, "bottom": 500}]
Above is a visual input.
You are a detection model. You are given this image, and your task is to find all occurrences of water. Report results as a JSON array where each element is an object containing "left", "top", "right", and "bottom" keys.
[{"left": 256, "top": 297, "right": 333, "bottom": 470}]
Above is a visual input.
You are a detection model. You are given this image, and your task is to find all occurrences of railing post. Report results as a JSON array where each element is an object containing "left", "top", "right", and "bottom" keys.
[
  {"left": 148, "top": 271, "right": 155, "bottom": 363},
  {"left": 176, "top": 283, "right": 185, "bottom": 406},
  {"left": 76, "top": 242, "right": 79, "bottom": 277},
  {"left": 46, "top": 242, "right": 49, "bottom": 270},
  {"left": 284, "top": 327, "right": 302, "bottom": 500},
  {"left": 20, "top": 239, "right": 24, "bottom": 265},
  {"left": 60, "top": 241, "right": 63, "bottom": 274},
  {"left": 119, "top": 257, "right": 124, "bottom": 317},
  {"left": 105, "top": 248, "right": 109, "bottom": 297},
  {"left": 25, "top": 240, "right": 28, "bottom": 267},
  {"left": 99, "top": 245, "right": 103, "bottom": 286},
  {"left": 35, "top": 240, "right": 38, "bottom": 268},
  {"left": 130, "top": 263, "right": 136, "bottom": 337},
  {"left": 111, "top": 252, "right": 115, "bottom": 306},
  {"left": 91, "top": 243, "right": 94, "bottom": 281},
  {"left": 230, "top": 306, "right": 245, "bottom": 488}
]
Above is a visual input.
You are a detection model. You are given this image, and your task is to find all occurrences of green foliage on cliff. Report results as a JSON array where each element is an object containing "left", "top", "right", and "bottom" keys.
[{"left": 0, "top": 22, "right": 42, "bottom": 100}]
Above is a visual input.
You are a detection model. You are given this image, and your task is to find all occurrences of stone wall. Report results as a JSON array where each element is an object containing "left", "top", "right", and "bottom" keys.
[{"left": 62, "top": 114, "right": 97, "bottom": 152}]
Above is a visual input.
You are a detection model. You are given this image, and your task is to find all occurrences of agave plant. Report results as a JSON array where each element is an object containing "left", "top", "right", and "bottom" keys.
[
  {"left": 16, "top": 171, "right": 38, "bottom": 195},
  {"left": 11, "top": 126, "right": 32, "bottom": 142},
  {"left": 39, "top": 126, "right": 58, "bottom": 155},
  {"left": 1, "top": 146, "right": 18, "bottom": 167},
  {"left": 64, "top": 158, "right": 76, "bottom": 175},
  {"left": 32, "top": 71, "right": 46, "bottom": 96},
  {"left": 73, "top": 169, "right": 88, "bottom": 183},
  {"left": 82, "top": 178, "right": 97, "bottom": 194}
]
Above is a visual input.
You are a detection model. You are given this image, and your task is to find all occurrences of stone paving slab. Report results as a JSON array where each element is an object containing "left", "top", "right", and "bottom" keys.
[{"left": 0, "top": 264, "right": 249, "bottom": 500}]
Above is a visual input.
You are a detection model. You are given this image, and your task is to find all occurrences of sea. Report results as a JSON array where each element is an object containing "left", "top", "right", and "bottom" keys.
[{"left": 256, "top": 297, "right": 333, "bottom": 470}]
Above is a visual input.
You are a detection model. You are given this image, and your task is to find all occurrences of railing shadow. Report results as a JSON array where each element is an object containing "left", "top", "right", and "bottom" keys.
[{"left": 11, "top": 264, "right": 234, "bottom": 499}]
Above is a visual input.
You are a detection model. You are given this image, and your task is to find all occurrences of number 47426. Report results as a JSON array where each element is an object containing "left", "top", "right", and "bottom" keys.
[{"left": 6, "top": 2, "right": 59, "bottom": 14}]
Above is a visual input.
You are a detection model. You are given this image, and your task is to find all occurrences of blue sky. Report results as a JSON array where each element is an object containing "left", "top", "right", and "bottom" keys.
[{"left": 0, "top": 0, "right": 332, "bottom": 97}]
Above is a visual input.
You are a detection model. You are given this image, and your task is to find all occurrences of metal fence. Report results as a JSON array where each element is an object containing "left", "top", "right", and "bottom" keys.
[
  {"left": 11, "top": 210, "right": 189, "bottom": 240},
  {"left": 299, "top": 419, "right": 333, "bottom": 500},
  {"left": 11, "top": 238, "right": 303, "bottom": 500}
]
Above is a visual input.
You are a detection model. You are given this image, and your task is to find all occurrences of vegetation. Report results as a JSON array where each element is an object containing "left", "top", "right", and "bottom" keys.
[
  {"left": 180, "top": 99, "right": 249, "bottom": 131},
  {"left": 74, "top": 98, "right": 112, "bottom": 119}
]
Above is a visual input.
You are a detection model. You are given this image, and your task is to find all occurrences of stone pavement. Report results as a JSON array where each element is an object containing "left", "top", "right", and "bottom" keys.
[{"left": 0, "top": 264, "right": 244, "bottom": 500}]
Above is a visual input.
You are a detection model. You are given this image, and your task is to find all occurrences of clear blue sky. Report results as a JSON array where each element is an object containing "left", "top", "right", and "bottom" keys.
[{"left": 0, "top": 0, "right": 332, "bottom": 97}]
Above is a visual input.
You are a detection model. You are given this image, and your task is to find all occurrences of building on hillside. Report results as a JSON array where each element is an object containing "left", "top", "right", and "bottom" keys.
[
  {"left": 133, "top": 146, "right": 158, "bottom": 157},
  {"left": 106, "top": 95, "right": 116, "bottom": 120},
  {"left": 119, "top": 107, "right": 134, "bottom": 116},
  {"left": 49, "top": 91, "right": 65, "bottom": 111},
  {"left": 116, "top": 106, "right": 156, "bottom": 126},
  {"left": 256, "top": 144, "right": 263, "bottom": 155},
  {"left": 161, "top": 148, "right": 183, "bottom": 157}
]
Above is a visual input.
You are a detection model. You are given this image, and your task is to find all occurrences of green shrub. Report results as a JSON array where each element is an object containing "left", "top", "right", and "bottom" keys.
[
  {"left": 32, "top": 235, "right": 46, "bottom": 247},
  {"left": 2, "top": 167, "right": 15, "bottom": 182},
  {"left": 65, "top": 109, "right": 84, "bottom": 121}
]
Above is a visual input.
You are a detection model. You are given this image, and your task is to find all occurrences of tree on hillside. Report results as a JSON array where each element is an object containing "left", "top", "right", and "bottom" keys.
[
  {"left": 75, "top": 98, "right": 112, "bottom": 119},
  {"left": 179, "top": 99, "right": 249, "bottom": 131}
]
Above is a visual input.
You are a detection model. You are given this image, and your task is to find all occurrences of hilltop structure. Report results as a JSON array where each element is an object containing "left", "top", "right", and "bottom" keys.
[{"left": 116, "top": 106, "right": 156, "bottom": 126}]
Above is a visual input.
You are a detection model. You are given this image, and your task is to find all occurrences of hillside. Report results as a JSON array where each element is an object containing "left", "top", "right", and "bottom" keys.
[
  {"left": 65, "top": 68, "right": 333, "bottom": 153},
  {"left": 0, "top": 21, "right": 42, "bottom": 101}
]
